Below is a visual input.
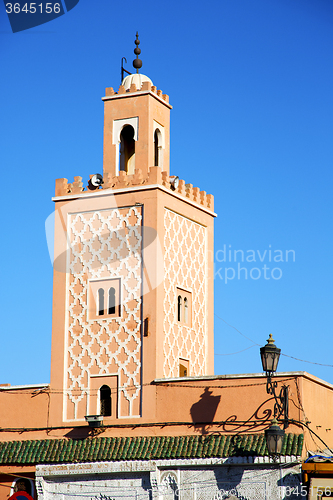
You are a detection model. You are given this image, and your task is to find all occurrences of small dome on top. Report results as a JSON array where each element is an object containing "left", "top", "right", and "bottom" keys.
[{"left": 122, "top": 73, "right": 153, "bottom": 91}]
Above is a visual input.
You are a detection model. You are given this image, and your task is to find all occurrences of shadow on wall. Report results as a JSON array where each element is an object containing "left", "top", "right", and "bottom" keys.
[
  {"left": 65, "top": 426, "right": 94, "bottom": 440},
  {"left": 190, "top": 387, "right": 221, "bottom": 435},
  {"left": 211, "top": 467, "right": 245, "bottom": 500},
  {"left": 278, "top": 472, "right": 302, "bottom": 500},
  {"left": 190, "top": 386, "right": 278, "bottom": 437}
]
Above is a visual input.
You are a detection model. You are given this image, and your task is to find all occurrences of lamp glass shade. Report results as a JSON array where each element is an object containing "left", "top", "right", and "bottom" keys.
[
  {"left": 260, "top": 335, "right": 281, "bottom": 373},
  {"left": 265, "top": 419, "right": 285, "bottom": 455}
]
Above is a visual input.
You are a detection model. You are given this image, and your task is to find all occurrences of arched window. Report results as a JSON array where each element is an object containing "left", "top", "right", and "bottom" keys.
[
  {"left": 100, "top": 385, "right": 111, "bottom": 416},
  {"left": 108, "top": 287, "right": 116, "bottom": 315},
  {"left": 119, "top": 125, "right": 135, "bottom": 174},
  {"left": 89, "top": 279, "right": 121, "bottom": 320},
  {"left": 154, "top": 128, "right": 162, "bottom": 167},
  {"left": 98, "top": 288, "right": 104, "bottom": 316},
  {"left": 177, "top": 296, "right": 182, "bottom": 322},
  {"left": 184, "top": 297, "right": 188, "bottom": 324},
  {"left": 176, "top": 288, "right": 192, "bottom": 326}
]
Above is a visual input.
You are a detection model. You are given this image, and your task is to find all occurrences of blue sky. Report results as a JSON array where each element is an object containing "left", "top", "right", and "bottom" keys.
[{"left": 0, "top": 0, "right": 332, "bottom": 386}]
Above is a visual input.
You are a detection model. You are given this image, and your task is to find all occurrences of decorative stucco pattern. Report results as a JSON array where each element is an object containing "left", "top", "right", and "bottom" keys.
[
  {"left": 36, "top": 458, "right": 302, "bottom": 500},
  {"left": 163, "top": 209, "right": 207, "bottom": 378},
  {"left": 65, "top": 206, "right": 142, "bottom": 420}
]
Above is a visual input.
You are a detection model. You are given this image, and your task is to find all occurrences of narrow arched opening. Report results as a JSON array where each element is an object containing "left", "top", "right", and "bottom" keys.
[
  {"left": 184, "top": 297, "right": 188, "bottom": 324},
  {"left": 108, "top": 287, "right": 116, "bottom": 315},
  {"left": 119, "top": 125, "right": 135, "bottom": 174},
  {"left": 177, "top": 295, "right": 182, "bottom": 322},
  {"left": 98, "top": 288, "right": 104, "bottom": 316},
  {"left": 100, "top": 385, "right": 111, "bottom": 416},
  {"left": 154, "top": 128, "right": 162, "bottom": 167}
]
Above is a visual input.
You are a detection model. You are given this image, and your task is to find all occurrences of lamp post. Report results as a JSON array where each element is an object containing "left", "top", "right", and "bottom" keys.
[
  {"left": 260, "top": 335, "right": 333, "bottom": 457},
  {"left": 260, "top": 334, "right": 289, "bottom": 428},
  {"left": 265, "top": 418, "right": 285, "bottom": 456},
  {"left": 260, "top": 333, "right": 281, "bottom": 379},
  {"left": 260, "top": 334, "right": 289, "bottom": 456}
]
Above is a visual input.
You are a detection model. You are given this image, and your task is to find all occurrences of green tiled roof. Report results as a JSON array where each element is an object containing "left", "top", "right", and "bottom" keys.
[{"left": 0, "top": 434, "right": 303, "bottom": 465}]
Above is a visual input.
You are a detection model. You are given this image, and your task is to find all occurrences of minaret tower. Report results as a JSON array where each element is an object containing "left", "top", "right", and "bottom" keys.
[
  {"left": 103, "top": 33, "right": 170, "bottom": 178},
  {"left": 49, "top": 35, "right": 216, "bottom": 426}
]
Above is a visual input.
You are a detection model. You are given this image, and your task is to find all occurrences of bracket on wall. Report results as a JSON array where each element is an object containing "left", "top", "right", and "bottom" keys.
[{"left": 266, "top": 376, "right": 289, "bottom": 429}]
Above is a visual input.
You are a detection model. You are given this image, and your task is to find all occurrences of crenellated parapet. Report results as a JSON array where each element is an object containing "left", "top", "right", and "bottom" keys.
[
  {"left": 54, "top": 167, "right": 214, "bottom": 211},
  {"left": 104, "top": 80, "right": 170, "bottom": 104}
]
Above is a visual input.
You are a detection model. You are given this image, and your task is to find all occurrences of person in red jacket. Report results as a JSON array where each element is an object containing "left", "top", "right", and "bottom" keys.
[{"left": 8, "top": 479, "right": 34, "bottom": 500}]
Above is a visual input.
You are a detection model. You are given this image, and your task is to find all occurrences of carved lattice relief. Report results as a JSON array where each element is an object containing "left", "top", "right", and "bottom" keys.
[
  {"left": 65, "top": 206, "right": 142, "bottom": 420},
  {"left": 195, "top": 481, "right": 266, "bottom": 500},
  {"left": 159, "top": 471, "right": 179, "bottom": 500},
  {"left": 163, "top": 209, "right": 207, "bottom": 378}
]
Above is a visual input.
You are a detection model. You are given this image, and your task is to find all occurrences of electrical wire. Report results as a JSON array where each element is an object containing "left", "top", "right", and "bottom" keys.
[
  {"left": 0, "top": 377, "right": 297, "bottom": 433},
  {"left": 289, "top": 419, "right": 333, "bottom": 455},
  {"left": 0, "top": 417, "right": 276, "bottom": 433},
  {"left": 304, "top": 454, "right": 333, "bottom": 463},
  {"left": 0, "top": 483, "right": 13, "bottom": 489},
  {"left": 2, "top": 376, "right": 300, "bottom": 396},
  {"left": 215, "top": 314, "right": 333, "bottom": 368},
  {"left": 0, "top": 379, "right": 271, "bottom": 396},
  {"left": 214, "top": 345, "right": 256, "bottom": 356},
  {"left": 281, "top": 353, "right": 333, "bottom": 368},
  {"left": 214, "top": 314, "right": 260, "bottom": 346}
]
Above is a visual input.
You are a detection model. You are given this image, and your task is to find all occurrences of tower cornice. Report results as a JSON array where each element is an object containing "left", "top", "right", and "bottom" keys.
[
  {"left": 52, "top": 182, "right": 217, "bottom": 217},
  {"left": 102, "top": 89, "right": 172, "bottom": 109},
  {"left": 54, "top": 167, "right": 215, "bottom": 214}
]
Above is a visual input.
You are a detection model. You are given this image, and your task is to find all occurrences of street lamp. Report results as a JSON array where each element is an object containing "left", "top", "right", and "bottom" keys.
[
  {"left": 260, "top": 336, "right": 333, "bottom": 457},
  {"left": 265, "top": 418, "right": 285, "bottom": 456},
  {"left": 260, "top": 334, "right": 289, "bottom": 426},
  {"left": 260, "top": 334, "right": 289, "bottom": 456},
  {"left": 260, "top": 333, "right": 281, "bottom": 378}
]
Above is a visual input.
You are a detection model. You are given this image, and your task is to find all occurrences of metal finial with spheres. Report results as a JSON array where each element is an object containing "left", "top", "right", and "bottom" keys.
[{"left": 133, "top": 32, "right": 142, "bottom": 74}]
